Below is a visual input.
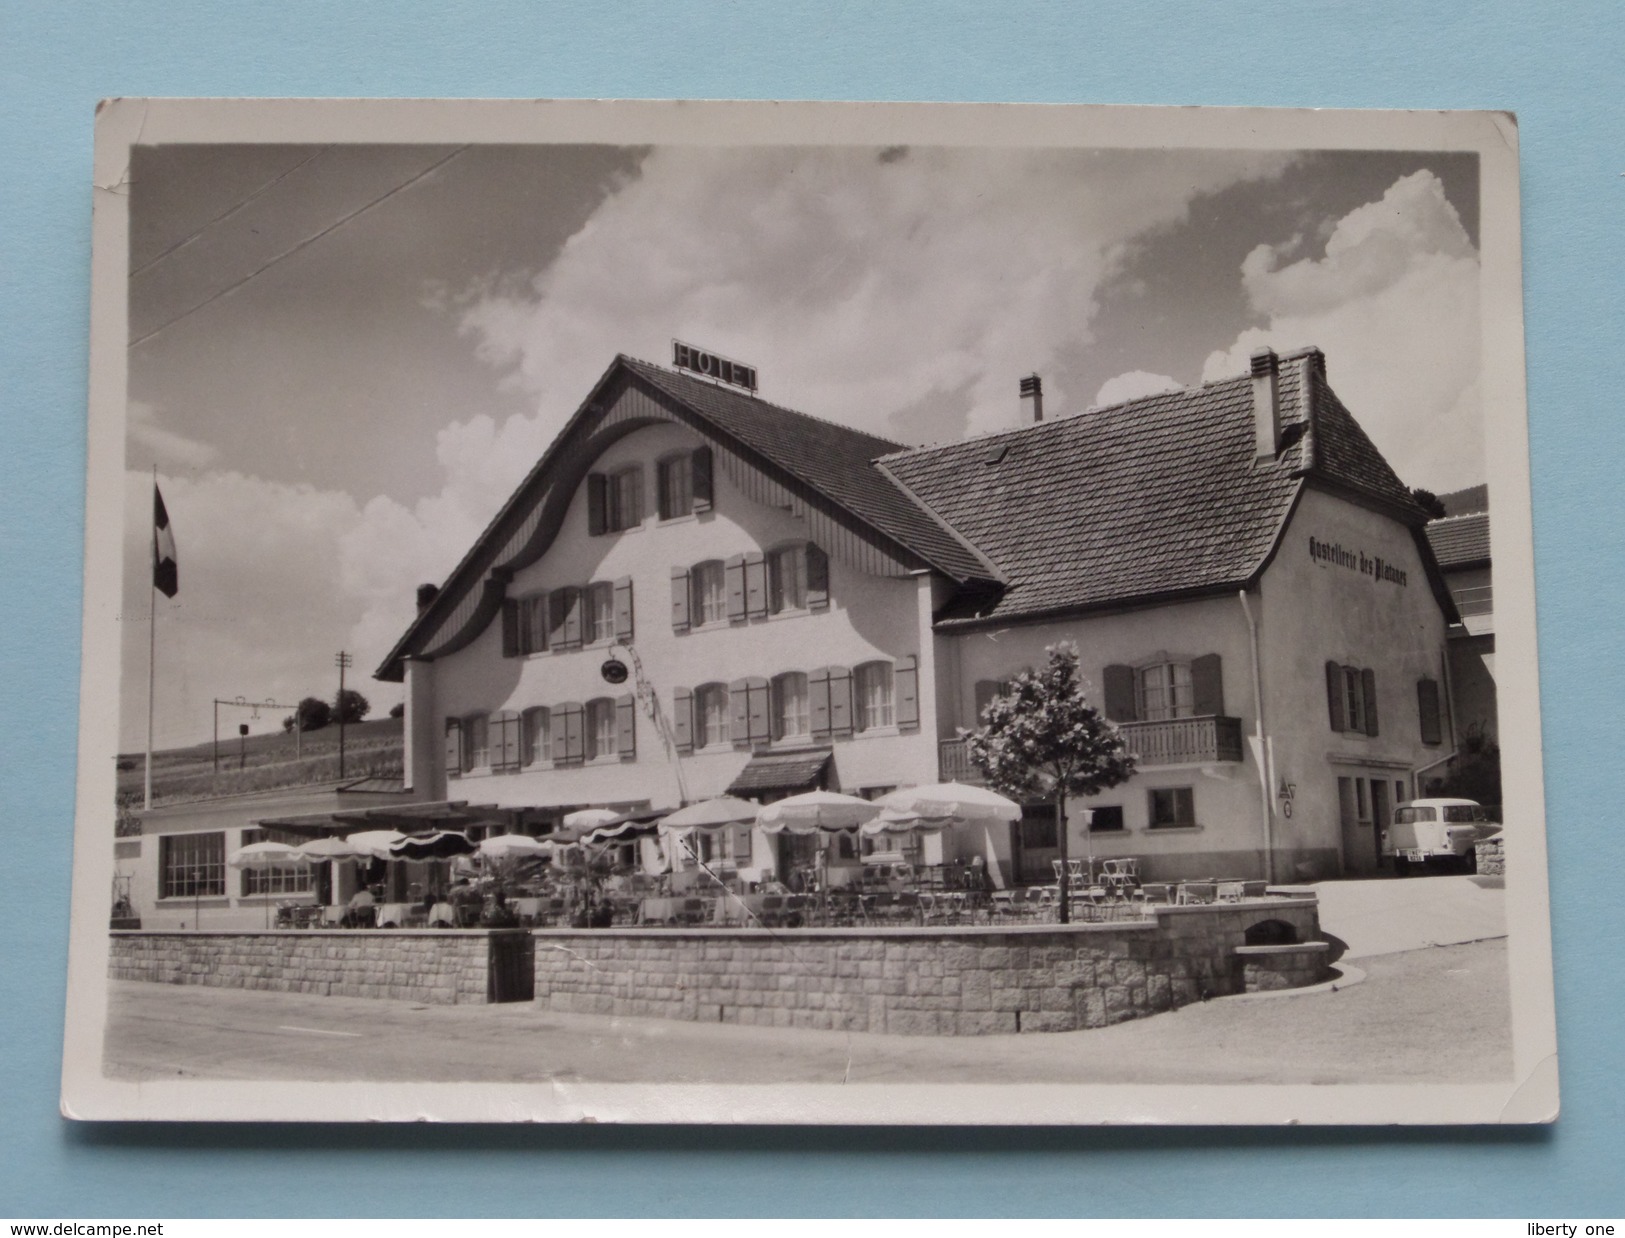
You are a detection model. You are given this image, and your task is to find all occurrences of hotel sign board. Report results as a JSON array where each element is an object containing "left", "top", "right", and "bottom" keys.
[{"left": 673, "top": 340, "right": 758, "bottom": 393}]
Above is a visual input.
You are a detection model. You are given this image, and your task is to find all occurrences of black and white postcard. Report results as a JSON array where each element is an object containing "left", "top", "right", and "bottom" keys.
[{"left": 63, "top": 99, "right": 1555, "bottom": 1124}]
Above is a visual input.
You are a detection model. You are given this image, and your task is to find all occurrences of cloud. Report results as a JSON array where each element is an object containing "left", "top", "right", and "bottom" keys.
[
  {"left": 1090, "top": 370, "right": 1183, "bottom": 408},
  {"left": 128, "top": 400, "right": 219, "bottom": 469},
  {"left": 120, "top": 470, "right": 404, "bottom": 749},
  {"left": 1202, "top": 170, "right": 1481, "bottom": 491}
]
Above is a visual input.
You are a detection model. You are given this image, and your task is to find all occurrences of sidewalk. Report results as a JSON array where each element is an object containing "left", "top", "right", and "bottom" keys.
[{"left": 1294, "top": 874, "right": 1506, "bottom": 960}]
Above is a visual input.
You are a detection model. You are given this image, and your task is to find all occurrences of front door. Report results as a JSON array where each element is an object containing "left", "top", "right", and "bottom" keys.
[
  {"left": 1369, "top": 778, "right": 1391, "bottom": 870},
  {"left": 1338, "top": 775, "right": 1383, "bottom": 876},
  {"left": 1012, "top": 804, "right": 1060, "bottom": 885}
]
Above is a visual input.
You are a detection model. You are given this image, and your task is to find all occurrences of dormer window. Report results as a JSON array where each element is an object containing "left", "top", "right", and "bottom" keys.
[
  {"left": 658, "top": 446, "right": 714, "bottom": 519},
  {"left": 587, "top": 465, "right": 642, "bottom": 534}
]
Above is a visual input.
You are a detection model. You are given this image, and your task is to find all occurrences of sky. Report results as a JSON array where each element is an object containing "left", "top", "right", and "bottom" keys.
[{"left": 121, "top": 141, "right": 1483, "bottom": 750}]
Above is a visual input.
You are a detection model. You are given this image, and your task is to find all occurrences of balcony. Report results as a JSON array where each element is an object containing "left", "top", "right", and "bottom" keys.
[{"left": 939, "top": 715, "right": 1245, "bottom": 782}]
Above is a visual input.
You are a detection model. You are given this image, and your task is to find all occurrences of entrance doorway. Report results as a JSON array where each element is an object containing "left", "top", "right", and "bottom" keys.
[
  {"left": 1011, "top": 804, "right": 1059, "bottom": 885},
  {"left": 1338, "top": 775, "right": 1389, "bottom": 875}
]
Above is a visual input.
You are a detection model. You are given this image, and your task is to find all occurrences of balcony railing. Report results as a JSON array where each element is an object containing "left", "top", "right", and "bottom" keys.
[{"left": 939, "top": 715, "right": 1244, "bottom": 783}]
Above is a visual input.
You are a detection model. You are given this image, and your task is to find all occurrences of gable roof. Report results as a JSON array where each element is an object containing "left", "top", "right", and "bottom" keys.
[
  {"left": 878, "top": 349, "right": 1428, "bottom": 627},
  {"left": 1425, "top": 511, "right": 1491, "bottom": 570}
]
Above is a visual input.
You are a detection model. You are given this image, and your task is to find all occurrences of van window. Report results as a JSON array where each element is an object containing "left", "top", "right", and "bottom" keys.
[
  {"left": 1442, "top": 805, "right": 1488, "bottom": 823},
  {"left": 1394, "top": 806, "right": 1436, "bottom": 825}
]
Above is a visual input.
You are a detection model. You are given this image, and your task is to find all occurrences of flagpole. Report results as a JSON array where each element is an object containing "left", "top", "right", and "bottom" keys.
[{"left": 145, "top": 468, "right": 157, "bottom": 811}]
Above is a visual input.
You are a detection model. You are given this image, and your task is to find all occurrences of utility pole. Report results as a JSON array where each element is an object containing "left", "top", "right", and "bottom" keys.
[
  {"left": 212, "top": 696, "right": 302, "bottom": 773},
  {"left": 335, "top": 650, "right": 353, "bottom": 780}
]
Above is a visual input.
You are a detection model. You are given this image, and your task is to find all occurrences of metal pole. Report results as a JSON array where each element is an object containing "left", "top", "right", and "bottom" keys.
[
  {"left": 145, "top": 473, "right": 157, "bottom": 811},
  {"left": 335, "top": 651, "right": 353, "bottom": 779},
  {"left": 212, "top": 700, "right": 219, "bottom": 775}
]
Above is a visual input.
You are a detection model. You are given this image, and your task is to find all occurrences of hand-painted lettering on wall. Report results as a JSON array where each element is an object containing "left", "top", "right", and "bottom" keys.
[{"left": 1308, "top": 536, "right": 1408, "bottom": 587}]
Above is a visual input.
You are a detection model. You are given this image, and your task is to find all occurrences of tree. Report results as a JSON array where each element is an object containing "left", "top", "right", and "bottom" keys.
[
  {"left": 333, "top": 688, "right": 371, "bottom": 725},
  {"left": 286, "top": 696, "right": 331, "bottom": 733},
  {"left": 1411, "top": 487, "right": 1447, "bottom": 519},
  {"left": 388, "top": 702, "right": 405, "bottom": 719},
  {"left": 964, "top": 641, "right": 1137, "bottom": 922}
]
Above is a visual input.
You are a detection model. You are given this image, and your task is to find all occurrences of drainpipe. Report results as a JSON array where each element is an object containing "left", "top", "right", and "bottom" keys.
[{"left": 1238, "top": 589, "right": 1274, "bottom": 883}]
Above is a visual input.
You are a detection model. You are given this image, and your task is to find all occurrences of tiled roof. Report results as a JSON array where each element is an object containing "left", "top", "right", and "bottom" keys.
[
  {"left": 623, "top": 358, "right": 992, "bottom": 582},
  {"left": 1425, "top": 512, "right": 1491, "bottom": 569},
  {"left": 879, "top": 350, "right": 1425, "bottom": 626},
  {"left": 726, "top": 749, "right": 832, "bottom": 796}
]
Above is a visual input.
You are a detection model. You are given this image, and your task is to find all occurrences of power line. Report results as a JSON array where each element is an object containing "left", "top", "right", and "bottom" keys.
[
  {"left": 128, "top": 145, "right": 469, "bottom": 350},
  {"left": 128, "top": 146, "right": 332, "bottom": 279}
]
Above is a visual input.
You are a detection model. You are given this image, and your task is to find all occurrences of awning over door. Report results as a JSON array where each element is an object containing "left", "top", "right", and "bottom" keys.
[{"left": 725, "top": 749, "right": 832, "bottom": 798}]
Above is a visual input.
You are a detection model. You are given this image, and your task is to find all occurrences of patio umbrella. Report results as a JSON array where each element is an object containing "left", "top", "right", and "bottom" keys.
[
  {"left": 874, "top": 782, "right": 1022, "bottom": 824},
  {"left": 227, "top": 841, "right": 306, "bottom": 927},
  {"left": 861, "top": 806, "right": 954, "bottom": 836},
  {"left": 562, "top": 807, "right": 623, "bottom": 830},
  {"left": 389, "top": 830, "right": 476, "bottom": 861},
  {"left": 477, "top": 833, "right": 551, "bottom": 860},
  {"left": 294, "top": 835, "right": 370, "bottom": 861},
  {"left": 656, "top": 797, "right": 759, "bottom": 832},
  {"left": 343, "top": 829, "right": 410, "bottom": 860},
  {"left": 756, "top": 789, "right": 880, "bottom": 834}
]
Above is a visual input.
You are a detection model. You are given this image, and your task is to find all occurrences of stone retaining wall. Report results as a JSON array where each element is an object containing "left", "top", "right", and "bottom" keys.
[
  {"left": 1234, "top": 941, "right": 1332, "bottom": 992},
  {"left": 108, "top": 929, "right": 525, "bottom": 1005},
  {"left": 1475, "top": 836, "right": 1505, "bottom": 876},
  {"left": 533, "top": 899, "right": 1322, "bottom": 1035}
]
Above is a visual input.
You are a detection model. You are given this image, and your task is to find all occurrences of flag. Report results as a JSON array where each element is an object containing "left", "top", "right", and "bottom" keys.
[{"left": 153, "top": 484, "right": 178, "bottom": 598}]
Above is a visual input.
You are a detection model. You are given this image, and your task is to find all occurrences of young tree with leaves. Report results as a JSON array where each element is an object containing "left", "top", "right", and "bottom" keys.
[{"left": 965, "top": 641, "right": 1137, "bottom": 922}]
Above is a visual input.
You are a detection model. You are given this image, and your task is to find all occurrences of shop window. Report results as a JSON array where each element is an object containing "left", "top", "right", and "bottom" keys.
[
  {"left": 691, "top": 560, "right": 728, "bottom": 625},
  {"left": 771, "top": 672, "right": 810, "bottom": 742},
  {"left": 523, "top": 707, "right": 551, "bottom": 767},
  {"left": 1148, "top": 786, "right": 1197, "bottom": 829},
  {"left": 238, "top": 828, "right": 311, "bottom": 896},
  {"left": 585, "top": 698, "right": 618, "bottom": 761},
  {"left": 1326, "top": 662, "right": 1379, "bottom": 736},
  {"left": 1087, "top": 805, "right": 1126, "bottom": 833},
  {"left": 697, "top": 683, "right": 731, "bottom": 748},
  {"left": 854, "top": 662, "right": 895, "bottom": 732},
  {"left": 159, "top": 831, "right": 225, "bottom": 899}
]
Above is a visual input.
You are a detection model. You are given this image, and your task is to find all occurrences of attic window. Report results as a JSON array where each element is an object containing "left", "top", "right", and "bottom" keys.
[{"left": 986, "top": 443, "right": 1011, "bottom": 465}]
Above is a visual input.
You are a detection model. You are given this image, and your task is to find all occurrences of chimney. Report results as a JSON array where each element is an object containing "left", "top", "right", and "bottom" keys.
[
  {"left": 1250, "top": 348, "right": 1281, "bottom": 460},
  {"left": 1020, "top": 374, "right": 1044, "bottom": 423},
  {"left": 416, "top": 583, "right": 440, "bottom": 613}
]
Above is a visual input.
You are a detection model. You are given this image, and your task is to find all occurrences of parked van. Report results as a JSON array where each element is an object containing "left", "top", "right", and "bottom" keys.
[{"left": 1383, "top": 798, "right": 1500, "bottom": 874}]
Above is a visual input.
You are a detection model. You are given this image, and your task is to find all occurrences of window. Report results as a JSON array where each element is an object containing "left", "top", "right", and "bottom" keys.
[
  {"left": 159, "top": 831, "right": 225, "bottom": 898},
  {"left": 692, "top": 560, "right": 727, "bottom": 625},
  {"left": 771, "top": 672, "right": 810, "bottom": 741},
  {"left": 657, "top": 453, "right": 693, "bottom": 519},
  {"left": 1417, "top": 677, "right": 1443, "bottom": 745},
  {"left": 608, "top": 467, "right": 641, "bottom": 531},
  {"left": 519, "top": 593, "right": 548, "bottom": 654},
  {"left": 1087, "top": 805, "right": 1126, "bottom": 833},
  {"left": 697, "top": 683, "right": 730, "bottom": 747},
  {"left": 1138, "top": 661, "right": 1194, "bottom": 721},
  {"left": 1326, "top": 661, "right": 1379, "bottom": 736},
  {"left": 463, "top": 712, "right": 490, "bottom": 771},
  {"left": 1148, "top": 787, "right": 1197, "bottom": 829},
  {"left": 586, "top": 698, "right": 618, "bottom": 761},
  {"left": 584, "top": 581, "right": 616, "bottom": 644},
  {"left": 523, "top": 707, "right": 550, "bottom": 767},
  {"left": 548, "top": 586, "right": 582, "bottom": 649},
  {"left": 238, "top": 829, "right": 311, "bottom": 896},
  {"left": 768, "top": 545, "right": 807, "bottom": 612},
  {"left": 489, "top": 711, "right": 523, "bottom": 773},
  {"left": 1395, "top": 804, "right": 1437, "bottom": 825},
  {"left": 854, "top": 661, "right": 894, "bottom": 731}
]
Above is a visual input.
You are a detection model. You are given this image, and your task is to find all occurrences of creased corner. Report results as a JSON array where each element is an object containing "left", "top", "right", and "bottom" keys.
[{"left": 1497, "top": 1051, "right": 1559, "bottom": 1124}]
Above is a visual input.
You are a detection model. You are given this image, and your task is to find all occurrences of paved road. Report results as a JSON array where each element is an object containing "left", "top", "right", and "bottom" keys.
[
  {"left": 1292, "top": 873, "right": 1506, "bottom": 960},
  {"left": 104, "top": 937, "right": 1510, "bottom": 1087}
]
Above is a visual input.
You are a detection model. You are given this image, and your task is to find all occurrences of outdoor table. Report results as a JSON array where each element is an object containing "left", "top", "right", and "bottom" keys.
[
  {"left": 428, "top": 901, "right": 456, "bottom": 927},
  {"left": 375, "top": 902, "right": 412, "bottom": 927},
  {"left": 640, "top": 896, "right": 689, "bottom": 925},
  {"left": 710, "top": 892, "right": 769, "bottom": 925}
]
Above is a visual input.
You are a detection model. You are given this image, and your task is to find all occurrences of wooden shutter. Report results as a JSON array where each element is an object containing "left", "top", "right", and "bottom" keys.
[
  {"left": 809, "top": 667, "right": 832, "bottom": 739},
  {"left": 586, "top": 473, "right": 607, "bottom": 535},
  {"left": 806, "top": 543, "right": 829, "bottom": 611},
  {"left": 444, "top": 718, "right": 463, "bottom": 776},
  {"left": 669, "top": 565, "right": 691, "bottom": 631},
  {"left": 746, "top": 677, "right": 770, "bottom": 744},
  {"left": 1361, "top": 668, "right": 1379, "bottom": 736},
  {"left": 1103, "top": 664, "right": 1137, "bottom": 722},
  {"left": 500, "top": 599, "right": 520, "bottom": 658},
  {"left": 672, "top": 687, "right": 694, "bottom": 753},
  {"left": 495, "top": 711, "right": 521, "bottom": 771},
  {"left": 561, "top": 587, "right": 582, "bottom": 649},
  {"left": 614, "top": 576, "right": 634, "bottom": 641},
  {"left": 729, "top": 678, "right": 751, "bottom": 747},
  {"left": 894, "top": 655, "right": 920, "bottom": 730},
  {"left": 562, "top": 703, "right": 585, "bottom": 763},
  {"left": 725, "top": 554, "right": 747, "bottom": 621},
  {"left": 616, "top": 694, "right": 637, "bottom": 759},
  {"left": 732, "top": 826, "right": 753, "bottom": 865},
  {"left": 691, "top": 446, "right": 713, "bottom": 512},
  {"left": 1325, "top": 661, "right": 1346, "bottom": 732},
  {"left": 1417, "top": 677, "right": 1442, "bottom": 745},
  {"left": 744, "top": 551, "right": 768, "bottom": 617},
  {"left": 1190, "top": 653, "right": 1224, "bottom": 716},
  {"left": 827, "top": 665, "right": 853, "bottom": 736}
]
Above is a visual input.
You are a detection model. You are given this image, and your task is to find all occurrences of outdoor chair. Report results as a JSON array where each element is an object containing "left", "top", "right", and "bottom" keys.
[
  {"left": 1177, "top": 882, "right": 1216, "bottom": 905},
  {"left": 1242, "top": 880, "right": 1270, "bottom": 899},
  {"left": 514, "top": 897, "right": 543, "bottom": 926},
  {"left": 758, "top": 894, "right": 785, "bottom": 927},
  {"left": 678, "top": 897, "right": 707, "bottom": 925},
  {"left": 1216, "top": 881, "right": 1245, "bottom": 903},
  {"left": 1065, "top": 858, "right": 1090, "bottom": 886},
  {"left": 320, "top": 905, "right": 344, "bottom": 928},
  {"left": 1138, "top": 883, "right": 1174, "bottom": 906}
]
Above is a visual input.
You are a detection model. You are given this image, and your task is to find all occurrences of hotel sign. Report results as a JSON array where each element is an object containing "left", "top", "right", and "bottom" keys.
[
  {"left": 673, "top": 340, "right": 757, "bottom": 392},
  {"left": 1308, "top": 536, "right": 1408, "bottom": 587}
]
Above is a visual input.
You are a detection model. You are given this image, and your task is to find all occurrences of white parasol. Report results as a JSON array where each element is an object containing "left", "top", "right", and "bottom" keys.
[
  {"left": 562, "top": 807, "right": 623, "bottom": 830},
  {"left": 656, "top": 797, "right": 760, "bottom": 834},
  {"left": 874, "top": 782, "right": 1023, "bottom": 825},
  {"left": 756, "top": 789, "right": 881, "bottom": 835},
  {"left": 294, "top": 835, "right": 370, "bottom": 861},
  {"left": 477, "top": 833, "right": 551, "bottom": 860},
  {"left": 227, "top": 841, "right": 307, "bottom": 927}
]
